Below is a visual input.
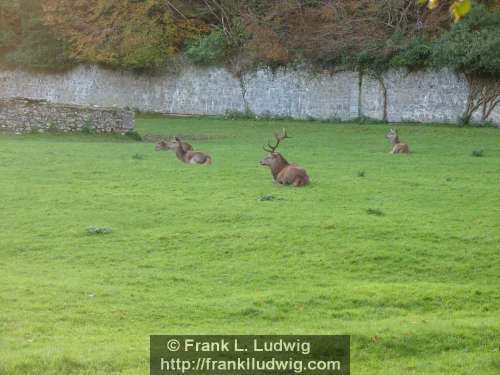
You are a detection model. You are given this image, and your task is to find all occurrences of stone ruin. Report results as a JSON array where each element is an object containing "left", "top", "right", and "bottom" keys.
[{"left": 0, "top": 97, "right": 135, "bottom": 134}]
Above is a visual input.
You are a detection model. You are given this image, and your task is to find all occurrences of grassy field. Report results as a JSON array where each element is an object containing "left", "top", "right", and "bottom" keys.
[{"left": 0, "top": 115, "right": 499, "bottom": 374}]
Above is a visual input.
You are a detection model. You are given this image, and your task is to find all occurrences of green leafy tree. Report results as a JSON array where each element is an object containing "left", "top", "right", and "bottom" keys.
[
  {"left": 186, "top": 28, "right": 229, "bottom": 65},
  {"left": 431, "top": 4, "right": 500, "bottom": 75}
]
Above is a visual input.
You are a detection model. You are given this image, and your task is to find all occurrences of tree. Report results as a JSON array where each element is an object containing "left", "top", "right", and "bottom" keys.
[
  {"left": 41, "top": 0, "right": 207, "bottom": 71},
  {"left": 431, "top": 5, "right": 500, "bottom": 76},
  {"left": 0, "top": 0, "right": 73, "bottom": 71}
]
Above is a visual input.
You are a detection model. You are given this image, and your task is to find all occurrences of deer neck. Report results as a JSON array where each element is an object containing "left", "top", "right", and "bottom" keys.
[
  {"left": 175, "top": 143, "right": 187, "bottom": 161},
  {"left": 270, "top": 159, "right": 289, "bottom": 180},
  {"left": 391, "top": 136, "right": 400, "bottom": 146}
]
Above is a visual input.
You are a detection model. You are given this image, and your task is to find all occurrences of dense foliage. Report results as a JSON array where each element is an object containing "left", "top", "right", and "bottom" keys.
[
  {"left": 431, "top": 4, "right": 500, "bottom": 75},
  {"left": 0, "top": 0, "right": 73, "bottom": 71},
  {"left": 0, "top": 0, "right": 498, "bottom": 75}
]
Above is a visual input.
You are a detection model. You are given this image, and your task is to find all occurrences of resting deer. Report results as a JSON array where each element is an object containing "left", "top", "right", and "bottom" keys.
[
  {"left": 155, "top": 139, "right": 193, "bottom": 152},
  {"left": 385, "top": 129, "right": 410, "bottom": 154},
  {"left": 260, "top": 128, "right": 309, "bottom": 187},
  {"left": 156, "top": 137, "right": 212, "bottom": 165}
]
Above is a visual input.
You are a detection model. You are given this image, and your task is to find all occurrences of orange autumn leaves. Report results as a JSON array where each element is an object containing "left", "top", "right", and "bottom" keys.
[{"left": 41, "top": 0, "right": 207, "bottom": 70}]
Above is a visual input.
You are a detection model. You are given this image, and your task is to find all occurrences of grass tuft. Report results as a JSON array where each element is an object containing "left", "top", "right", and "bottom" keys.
[
  {"left": 86, "top": 225, "right": 113, "bottom": 235},
  {"left": 126, "top": 130, "right": 142, "bottom": 141},
  {"left": 366, "top": 208, "right": 384, "bottom": 216},
  {"left": 258, "top": 194, "right": 280, "bottom": 201},
  {"left": 132, "top": 153, "right": 145, "bottom": 160},
  {"left": 471, "top": 149, "right": 484, "bottom": 157}
]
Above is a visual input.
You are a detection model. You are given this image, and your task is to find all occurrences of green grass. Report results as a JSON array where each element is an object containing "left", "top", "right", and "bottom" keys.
[{"left": 0, "top": 116, "right": 499, "bottom": 374}]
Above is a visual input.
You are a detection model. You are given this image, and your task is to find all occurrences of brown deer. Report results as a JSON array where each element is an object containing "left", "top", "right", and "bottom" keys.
[
  {"left": 260, "top": 128, "right": 309, "bottom": 187},
  {"left": 155, "top": 139, "right": 193, "bottom": 152},
  {"left": 157, "top": 137, "right": 212, "bottom": 165},
  {"left": 385, "top": 129, "right": 410, "bottom": 154}
]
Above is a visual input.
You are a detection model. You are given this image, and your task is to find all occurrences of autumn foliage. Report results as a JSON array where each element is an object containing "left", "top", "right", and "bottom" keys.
[{"left": 0, "top": 0, "right": 498, "bottom": 75}]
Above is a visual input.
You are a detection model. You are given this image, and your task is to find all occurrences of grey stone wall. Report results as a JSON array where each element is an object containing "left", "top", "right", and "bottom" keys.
[
  {"left": 0, "top": 65, "right": 498, "bottom": 125},
  {"left": 0, "top": 97, "right": 135, "bottom": 134},
  {"left": 243, "top": 69, "right": 359, "bottom": 120},
  {"left": 385, "top": 69, "right": 469, "bottom": 123}
]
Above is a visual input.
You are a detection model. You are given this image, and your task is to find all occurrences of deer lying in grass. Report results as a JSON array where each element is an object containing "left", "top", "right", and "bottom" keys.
[
  {"left": 155, "top": 139, "right": 193, "bottom": 152},
  {"left": 260, "top": 128, "right": 309, "bottom": 187},
  {"left": 385, "top": 128, "right": 410, "bottom": 154},
  {"left": 156, "top": 137, "right": 212, "bottom": 165}
]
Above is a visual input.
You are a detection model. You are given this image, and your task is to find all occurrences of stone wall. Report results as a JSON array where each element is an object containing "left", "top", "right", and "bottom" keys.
[
  {"left": 0, "top": 97, "right": 135, "bottom": 133},
  {"left": 0, "top": 65, "right": 498, "bottom": 125}
]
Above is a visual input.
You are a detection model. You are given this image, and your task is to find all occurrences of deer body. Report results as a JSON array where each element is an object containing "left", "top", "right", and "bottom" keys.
[
  {"left": 175, "top": 140, "right": 212, "bottom": 165},
  {"left": 386, "top": 129, "right": 410, "bottom": 154},
  {"left": 262, "top": 154, "right": 309, "bottom": 186},
  {"left": 155, "top": 138, "right": 212, "bottom": 165},
  {"left": 156, "top": 140, "right": 193, "bottom": 152},
  {"left": 260, "top": 128, "right": 309, "bottom": 187}
]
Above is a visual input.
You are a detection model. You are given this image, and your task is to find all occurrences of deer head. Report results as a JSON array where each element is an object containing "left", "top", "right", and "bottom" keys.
[
  {"left": 156, "top": 138, "right": 193, "bottom": 152},
  {"left": 386, "top": 129, "right": 410, "bottom": 154},
  {"left": 155, "top": 139, "right": 177, "bottom": 151},
  {"left": 260, "top": 128, "right": 290, "bottom": 174},
  {"left": 385, "top": 128, "right": 400, "bottom": 145},
  {"left": 260, "top": 128, "right": 309, "bottom": 186}
]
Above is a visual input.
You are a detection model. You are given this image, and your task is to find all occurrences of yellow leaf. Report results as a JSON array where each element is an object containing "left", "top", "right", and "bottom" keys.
[
  {"left": 416, "top": 0, "right": 428, "bottom": 6},
  {"left": 450, "top": 0, "right": 472, "bottom": 22},
  {"left": 428, "top": 0, "right": 439, "bottom": 10}
]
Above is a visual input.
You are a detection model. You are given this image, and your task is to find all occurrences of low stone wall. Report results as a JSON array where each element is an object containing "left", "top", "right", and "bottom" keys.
[
  {"left": 0, "top": 65, "right": 498, "bottom": 125},
  {"left": 0, "top": 97, "right": 135, "bottom": 133}
]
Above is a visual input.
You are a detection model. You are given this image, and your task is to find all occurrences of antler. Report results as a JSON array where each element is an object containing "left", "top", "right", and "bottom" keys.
[{"left": 263, "top": 128, "right": 290, "bottom": 153}]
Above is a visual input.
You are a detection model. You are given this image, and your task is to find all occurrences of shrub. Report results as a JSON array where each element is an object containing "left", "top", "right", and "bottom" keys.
[
  {"left": 126, "top": 131, "right": 142, "bottom": 141},
  {"left": 186, "top": 28, "right": 229, "bottom": 65},
  {"left": 0, "top": 0, "right": 74, "bottom": 72},
  {"left": 390, "top": 38, "right": 433, "bottom": 70},
  {"left": 2, "top": 1, "right": 498, "bottom": 75},
  {"left": 431, "top": 5, "right": 500, "bottom": 76},
  {"left": 242, "top": 26, "right": 289, "bottom": 68}
]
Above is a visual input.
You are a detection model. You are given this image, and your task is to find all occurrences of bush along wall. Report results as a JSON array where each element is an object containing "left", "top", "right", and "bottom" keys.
[{"left": 1, "top": 1, "right": 499, "bottom": 77}]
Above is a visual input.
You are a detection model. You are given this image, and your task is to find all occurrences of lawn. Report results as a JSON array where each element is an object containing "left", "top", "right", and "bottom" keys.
[{"left": 0, "top": 115, "right": 499, "bottom": 374}]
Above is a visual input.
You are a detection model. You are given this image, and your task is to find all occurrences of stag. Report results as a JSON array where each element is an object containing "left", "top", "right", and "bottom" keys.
[
  {"left": 385, "top": 128, "right": 410, "bottom": 154},
  {"left": 260, "top": 128, "right": 309, "bottom": 187}
]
